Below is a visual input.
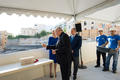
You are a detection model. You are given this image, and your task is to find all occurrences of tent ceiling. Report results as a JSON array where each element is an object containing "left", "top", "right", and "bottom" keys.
[
  {"left": 75, "top": 0, "right": 106, "bottom": 14},
  {"left": 0, "top": 0, "right": 120, "bottom": 19},
  {"left": 0, "top": 0, "right": 107, "bottom": 15},
  {"left": 86, "top": 4, "right": 120, "bottom": 23}
]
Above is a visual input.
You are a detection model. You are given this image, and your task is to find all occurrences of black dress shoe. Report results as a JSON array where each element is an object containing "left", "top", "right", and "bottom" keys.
[
  {"left": 112, "top": 70, "right": 117, "bottom": 73},
  {"left": 102, "top": 68, "right": 109, "bottom": 71},
  {"left": 94, "top": 65, "right": 100, "bottom": 68},
  {"left": 73, "top": 75, "right": 77, "bottom": 80},
  {"left": 55, "top": 74, "right": 57, "bottom": 77},
  {"left": 50, "top": 75, "right": 54, "bottom": 78}
]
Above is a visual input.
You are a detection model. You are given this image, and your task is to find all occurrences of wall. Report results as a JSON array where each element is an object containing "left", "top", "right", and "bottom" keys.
[
  {"left": 82, "top": 41, "right": 96, "bottom": 63},
  {"left": 0, "top": 41, "right": 97, "bottom": 80},
  {"left": 0, "top": 48, "right": 49, "bottom": 66},
  {"left": 0, "top": 42, "right": 96, "bottom": 66}
]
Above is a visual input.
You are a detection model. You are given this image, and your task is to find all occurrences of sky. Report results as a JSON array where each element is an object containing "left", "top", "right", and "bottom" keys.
[{"left": 0, "top": 13, "right": 65, "bottom": 36}]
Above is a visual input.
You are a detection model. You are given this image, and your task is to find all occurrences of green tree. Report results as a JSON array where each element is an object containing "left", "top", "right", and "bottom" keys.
[
  {"left": 34, "top": 33, "right": 41, "bottom": 38},
  {"left": 8, "top": 30, "right": 51, "bottom": 39},
  {"left": 40, "top": 30, "right": 47, "bottom": 37},
  {"left": 34, "top": 30, "right": 50, "bottom": 38},
  {"left": 15, "top": 35, "right": 32, "bottom": 39},
  {"left": 7, "top": 35, "right": 15, "bottom": 39},
  {"left": 63, "top": 27, "right": 67, "bottom": 32}
]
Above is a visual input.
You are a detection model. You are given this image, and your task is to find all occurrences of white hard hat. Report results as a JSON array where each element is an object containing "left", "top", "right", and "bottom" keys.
[
  {"left": 98, "top": 28, "right": 103, "bottom": 31},
  {"left": 109, "top": 27, "right": 116, "bottom": 31}
]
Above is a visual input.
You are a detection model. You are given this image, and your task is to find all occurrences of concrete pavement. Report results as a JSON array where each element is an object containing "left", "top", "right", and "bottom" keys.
[{"left": 36, "top": 57, "right": 120, "bottom": 80}]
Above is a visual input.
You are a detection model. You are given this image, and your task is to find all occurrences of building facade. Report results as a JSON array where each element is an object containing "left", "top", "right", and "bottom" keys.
[
  {"left": 0, "top": 31, "right": 8, "bottom": 50},
  {"left": 21, "top": 28, "right": 38, "bottom": 36}
]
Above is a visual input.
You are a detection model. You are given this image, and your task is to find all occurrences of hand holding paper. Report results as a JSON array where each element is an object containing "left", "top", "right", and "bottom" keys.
[
  {"left": 42, "top": 44, "right": 47, "bottom": 48},
  {"left": 52, "top": 50, "right": 56, "bottom": 54}
]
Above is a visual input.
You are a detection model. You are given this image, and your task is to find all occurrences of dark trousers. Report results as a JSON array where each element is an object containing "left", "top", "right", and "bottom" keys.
[
  {"left": 59, "top": 60, "right": 71, "bottom": 80},
  {"left": 96, "top": 50, "right": 106, "bottom": 67},
  {"left": 72, "top": 56, "right": 79, "bottom": 76},
  {"left": 69, "top": 56, "right": 79, "bottom": 76}
]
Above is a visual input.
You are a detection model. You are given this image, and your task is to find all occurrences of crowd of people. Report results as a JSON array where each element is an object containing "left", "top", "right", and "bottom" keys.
[{"left": 42, "top": 26, "right": 120, "bottom": 80}]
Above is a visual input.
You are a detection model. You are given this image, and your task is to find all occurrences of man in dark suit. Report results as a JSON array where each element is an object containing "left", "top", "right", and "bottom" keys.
[
  {"left": 42, "top": 27, "right": 72, "bottom": 80},
  {"left": 70, "top": 28, "right": 82, "bottom": 80}
]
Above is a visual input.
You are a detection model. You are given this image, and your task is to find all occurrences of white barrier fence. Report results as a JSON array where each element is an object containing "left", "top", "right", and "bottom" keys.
[{"left": 0, "top": 42, "right": 97, "bottom": 80}]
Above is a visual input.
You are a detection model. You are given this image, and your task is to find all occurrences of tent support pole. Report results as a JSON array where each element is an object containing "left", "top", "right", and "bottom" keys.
[{"left": 72, "top": 0, "right": 87, "bottom": 69}]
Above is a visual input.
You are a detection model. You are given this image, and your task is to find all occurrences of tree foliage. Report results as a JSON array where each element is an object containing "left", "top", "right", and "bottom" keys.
[{"left": 7, "top": 30, "right": 51, "bottom": 39}]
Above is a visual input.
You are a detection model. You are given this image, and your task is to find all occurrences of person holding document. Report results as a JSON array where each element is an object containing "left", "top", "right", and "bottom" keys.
[
  {"left": 42, "top": 27, "right": 72, "bottom": 80},
  {"left": 47, "top": 30, "right": 58, "bottom": 78},
  {"left": 95, "top": 28, "right": 108, "bottom": 68}
]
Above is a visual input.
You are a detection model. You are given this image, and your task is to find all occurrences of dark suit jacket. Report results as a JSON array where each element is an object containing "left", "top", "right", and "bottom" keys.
[
  {"left": 46, "top": 32, "right": 72, "bottom": 64},
  {"left": 70, "top": 34, "right": 82, "bottom": 57}
]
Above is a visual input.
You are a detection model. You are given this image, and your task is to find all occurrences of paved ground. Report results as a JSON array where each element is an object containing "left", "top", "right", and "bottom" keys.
[{"left": 35, "top": 58, "right": 120, "bottom": 80}]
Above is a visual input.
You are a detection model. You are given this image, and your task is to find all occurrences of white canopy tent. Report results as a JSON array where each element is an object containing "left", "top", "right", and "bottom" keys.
[
  {"left": 85, "top": 4, "right": 120, "bottom": 24},
  {"left": 0, "top": 0, "right": 120, "bottom": 20}
]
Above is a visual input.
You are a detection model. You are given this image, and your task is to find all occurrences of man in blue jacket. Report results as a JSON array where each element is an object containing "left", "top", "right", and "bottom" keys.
[{"left": 70, "top": 28, "right": 82, "bottom": 80}]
